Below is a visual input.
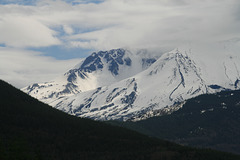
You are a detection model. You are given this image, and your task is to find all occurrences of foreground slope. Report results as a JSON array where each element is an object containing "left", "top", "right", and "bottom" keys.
[
  {"left": 1, "top": 79, "right": 239, "bottom": 160},
  {"left": 116, "top": 89, "right": 240, "bottom": 154}
]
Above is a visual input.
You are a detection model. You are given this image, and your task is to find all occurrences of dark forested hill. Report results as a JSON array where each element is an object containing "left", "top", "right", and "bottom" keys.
[
  {"left": 115, "top": 89, "right": 240, "bottom": 155},
  {"left": 0, "top": 79, "right": 239, "bottom": 160}
]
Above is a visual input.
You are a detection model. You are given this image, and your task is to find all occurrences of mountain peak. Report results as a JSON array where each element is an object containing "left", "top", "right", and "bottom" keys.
[
  {"left": 22, "top": 48, "right": 158, "bottom": 106},
  {"left": 22, "top": 47, "right": 240, "bottom": 121}
]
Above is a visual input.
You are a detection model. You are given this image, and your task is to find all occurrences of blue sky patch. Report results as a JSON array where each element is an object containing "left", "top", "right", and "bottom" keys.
[
  {"left": 29, "top": 45, "right": 93, "bottom": 60},
  {"left": 0, "top": 0, "right": 37, "bottom": 5},
  {"left": 0, "top": 0, "right": 104, "bottom": 6}
]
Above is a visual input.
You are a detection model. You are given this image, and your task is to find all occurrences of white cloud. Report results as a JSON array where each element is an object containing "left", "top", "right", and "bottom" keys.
[
  {"left": 0, "top": 16, "right": 61, "bottom": 47},
  {"left": 63, "top": 24, "right": 74, "bottom": 34},
  {"left": 0, "top": 47, "right": 81, "bottom": 88},
  {"left": 1, "top": 0, "right": 239, "bottom": 50},
  {"left": 59, "top": 0, "right": 240, "bottom": 50},
  {"left": 1, "top": 0, "right": 240, "bottom": 87}
]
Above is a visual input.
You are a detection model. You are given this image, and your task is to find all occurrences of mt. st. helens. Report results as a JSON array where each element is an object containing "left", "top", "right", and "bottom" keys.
[{"left": 22, "top": 48, "right": 240, "bottom": 121}]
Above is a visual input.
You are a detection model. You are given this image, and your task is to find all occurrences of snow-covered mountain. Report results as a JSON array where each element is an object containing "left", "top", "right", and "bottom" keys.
[
  {"left": 22, "top": 48, "right": 159, "bottom": 104},
  {"left": 22, "top": 47, "right": 240, "bottom": 121}
]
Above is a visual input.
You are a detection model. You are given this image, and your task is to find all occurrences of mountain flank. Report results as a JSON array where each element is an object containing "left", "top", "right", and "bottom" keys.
[
  {"left": 22, "top": 48, "right": 240, "bottom": 121},
  {"left": 109, "top": 89, "right": 240, "bottom": 155}
]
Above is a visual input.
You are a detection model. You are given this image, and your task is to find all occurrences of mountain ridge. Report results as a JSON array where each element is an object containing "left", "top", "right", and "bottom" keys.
[
  {"left": 22, "top": 47, "right": 240, "bottom": 121},
  {"left": 22, "top": 48, "right": 159, "bottom": 105}
]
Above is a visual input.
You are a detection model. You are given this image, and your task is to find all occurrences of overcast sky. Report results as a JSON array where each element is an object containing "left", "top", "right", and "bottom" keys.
[{"left": 0, "top": 0, "right": 240, "bottom": 88}]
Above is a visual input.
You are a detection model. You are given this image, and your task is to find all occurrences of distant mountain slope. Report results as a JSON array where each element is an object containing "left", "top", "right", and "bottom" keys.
[
  {"left": 1, "top": 79, "right": 240, "bottom": 160},
  {"left": 49, "top": 48, "right": 240, "bottom": 121},
  {"left": 22, "top": 47, "right": 240, "bottom": 121},
  {"left": 114, "top": 89, "right": 240, "bottom": 155},
  {"left": 22, "top": 49, "right": 158, "bottom": 104}
]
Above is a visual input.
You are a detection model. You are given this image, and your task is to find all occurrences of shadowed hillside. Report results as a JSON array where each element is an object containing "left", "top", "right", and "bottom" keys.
[
  {"left": 111, "top": 89, "right": 240, "bottom": 155},
  {"left": 0, "top": 79, "right": 239, "bottom": 160}
]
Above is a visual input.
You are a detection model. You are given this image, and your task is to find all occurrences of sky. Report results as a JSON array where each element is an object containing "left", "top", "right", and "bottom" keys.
[{"left": 0, "top": 0, "right": 240, "bottom": 88}]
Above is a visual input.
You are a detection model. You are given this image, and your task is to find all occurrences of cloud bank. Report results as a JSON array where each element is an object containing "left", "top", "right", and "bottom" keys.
[
  {"left": 0, "top": 47, "right": 80, "bottom": 88},
  {"left": 1, "top": 0, "right": 240, "bottom": 88},
  {"left": 0, "top": 0, "right": 239, "bottom": 50}
]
